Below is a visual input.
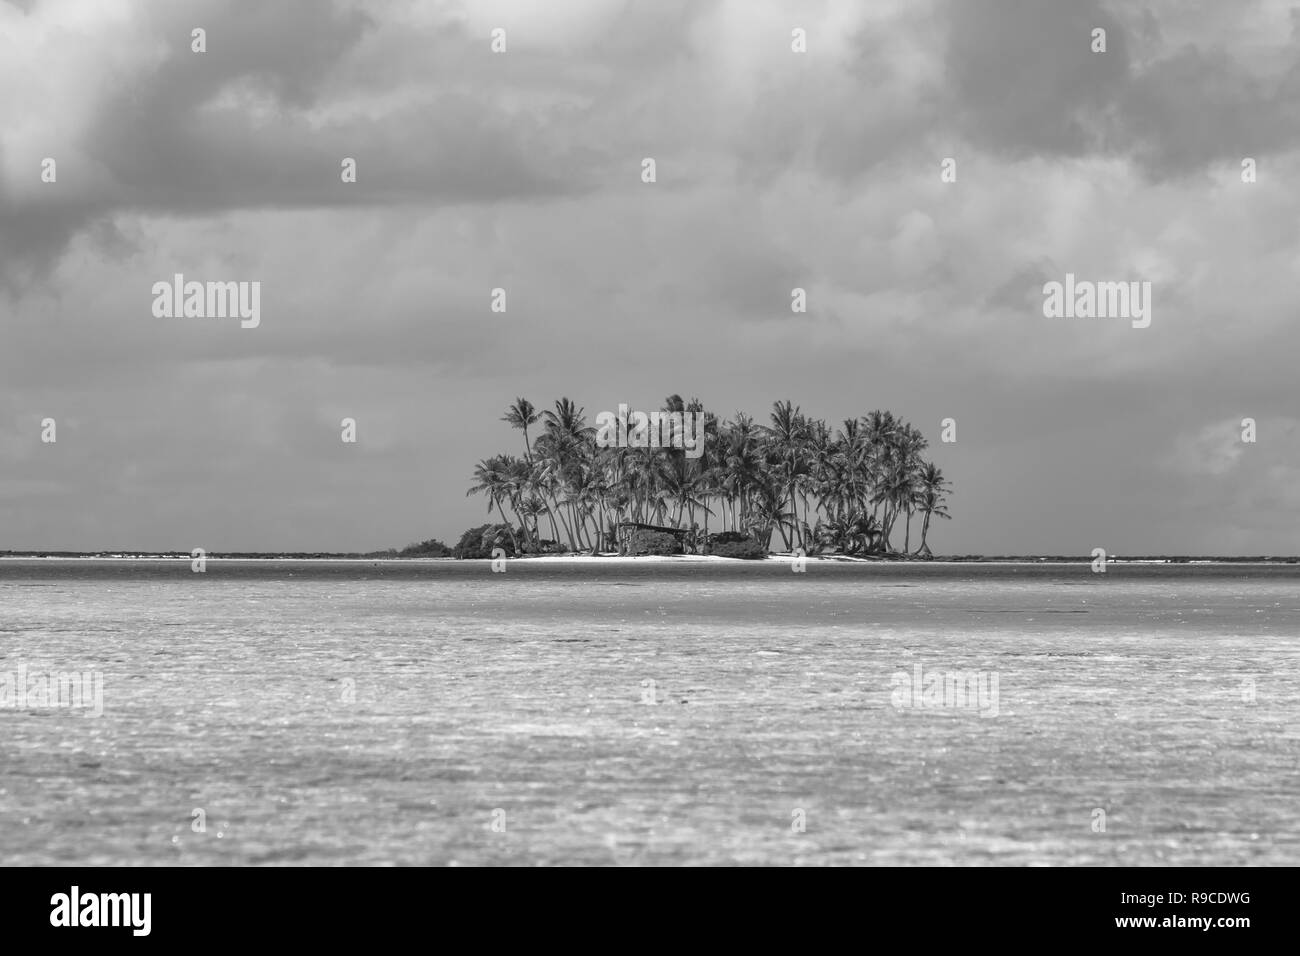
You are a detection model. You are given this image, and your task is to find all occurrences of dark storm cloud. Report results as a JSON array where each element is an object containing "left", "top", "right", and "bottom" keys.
[
  {"left": 0, "top": 0, "right": 603, "bottom": 286},
  {"left": 0, "top": 201, "right": 114, "bottom": 292},
  {"left": 942, "top": 0, "right": 1130, "bottom": 157},
  {"left": 94, "top": 0, "right": 588, "bottom": 208},
  {"left": 939, "top": 0, "right": 1300, "bottom": 179},
  {"left": 982, "top": 262, "right": 1055, "bottom": 314},
  {"left": 1120, "top": 45, "right": 1300, "bottom": 177}
]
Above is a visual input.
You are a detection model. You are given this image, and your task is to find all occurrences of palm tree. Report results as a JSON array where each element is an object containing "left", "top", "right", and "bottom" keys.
[
  {"left": 765, "top": 401, "right": 807, "bottom": 550},
  {"left": 542, "top": 397, "right": 592, "bottom": 446},
  {"left": 913, "top": 462, "right": 952, "bottom": 557},
  {"left": 501, "top": 398, "right": 540, "bottom": 463},
  {"left": 501, "top": 455, "right": 536, "bottom": 549},
  {"left": 468, "top": 397, "right": 953, "bottom": 558},
  {"left": 519, "top": 494, "right": 549, "bottom": 547},
  {"left": 466, "top": 456, "right": 519, "bottom": 551}
]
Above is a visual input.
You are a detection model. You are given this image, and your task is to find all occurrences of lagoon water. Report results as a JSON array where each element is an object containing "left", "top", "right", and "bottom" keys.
[{"left": 1, "top": 559, "right": 1297, "bottom": 866}]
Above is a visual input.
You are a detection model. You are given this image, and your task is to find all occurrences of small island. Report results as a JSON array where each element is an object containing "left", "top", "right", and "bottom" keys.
[{"left": 459, "top": 396, "right": 953, "bottom": 560}]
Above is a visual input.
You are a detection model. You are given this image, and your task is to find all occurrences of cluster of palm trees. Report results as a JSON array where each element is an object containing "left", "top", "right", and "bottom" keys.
[{"left": 467, "top": 396, "right": 953, "bottom": 557}]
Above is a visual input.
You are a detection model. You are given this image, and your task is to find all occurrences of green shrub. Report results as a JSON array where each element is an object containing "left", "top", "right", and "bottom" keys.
[
  {"left": 399, "top": 538, "right": 452, "bottom": 557},
  {"left": 453, "top": 523, "right": 518, "bottom": 559},
  {"left": 708, "top": 532, "right": 767, "bottom": 559},
  {"left": 625, "top": 529, "right": 682, "bottom": 556},
  {"left": 518, "top": 537, "right": 564, "bottom": 555}
]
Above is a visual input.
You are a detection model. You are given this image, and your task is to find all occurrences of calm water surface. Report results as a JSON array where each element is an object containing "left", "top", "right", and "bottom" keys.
[{"left": 1, "top": 560, "right": 1297, "bottom": 865}]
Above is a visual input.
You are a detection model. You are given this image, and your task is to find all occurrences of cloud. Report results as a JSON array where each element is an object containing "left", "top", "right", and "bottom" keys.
[
  {"left": 942, "top": 0, "right": 1128, "bottom": 156},
  {"left": 1169, "top": 418, "right": 1250, "bottom": 477},
  {"left": 1, "top": 0, "right": 1299, "bottom": 551},
  {"left": 1120, "top": 45, "right": 1300, "bottom": 178},
  {"left": 939, "top": 0, "right": 1300, "bottom": 180},
  {"left": 0, "top": 0, "right": 615, "bottom": 285}
]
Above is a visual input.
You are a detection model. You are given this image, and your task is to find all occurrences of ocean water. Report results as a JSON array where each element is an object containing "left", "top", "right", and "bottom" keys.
[{"left": 1, "top": 559, "right": 1297, "bottom": 866}]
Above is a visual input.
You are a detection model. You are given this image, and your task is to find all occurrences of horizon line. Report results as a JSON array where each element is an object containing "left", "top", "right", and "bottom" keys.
[{"left": 3, "top": 550, "right": 1299, "bottom": 562}]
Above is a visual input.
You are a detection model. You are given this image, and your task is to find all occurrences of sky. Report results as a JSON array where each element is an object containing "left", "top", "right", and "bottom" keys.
[{"left": 1, "top": 0, "right": 1298, "bottom": 554}]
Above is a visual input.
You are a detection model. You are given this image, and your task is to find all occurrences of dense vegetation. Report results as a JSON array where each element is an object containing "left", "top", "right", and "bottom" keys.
[
  {"left": 465, "top": 396, "right": 953, "bottom": 557},
  {"left": 452, "top": 524, "right": 516, "bottom": 560},
  {"left": 398, "top": 538, "right": 452, "bottom": 557}
]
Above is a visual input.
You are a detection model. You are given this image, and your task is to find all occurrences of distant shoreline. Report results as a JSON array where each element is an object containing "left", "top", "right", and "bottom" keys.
[{"left": 2, "top": 552, "right": 1298, "bottom": 564}]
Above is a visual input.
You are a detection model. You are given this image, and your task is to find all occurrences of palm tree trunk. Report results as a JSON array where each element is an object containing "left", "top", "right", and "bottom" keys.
[
  {"left": 916, "top": 510, "right": 932, "bottom": 555},
  {"left": 566, "top": 502, "right": 581, "bottom": 551},
  {"left": 493, "top": 498, "right": 518, "bottom": 552},
  {"left": 785, "top": 486, "right": 795, "bottom": 546},
  {"left": 510, "top": 498, "right": 531, "bottom": 549},
  {"left": 554, "top": 502, "right": 575, "bottom": 551}
]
